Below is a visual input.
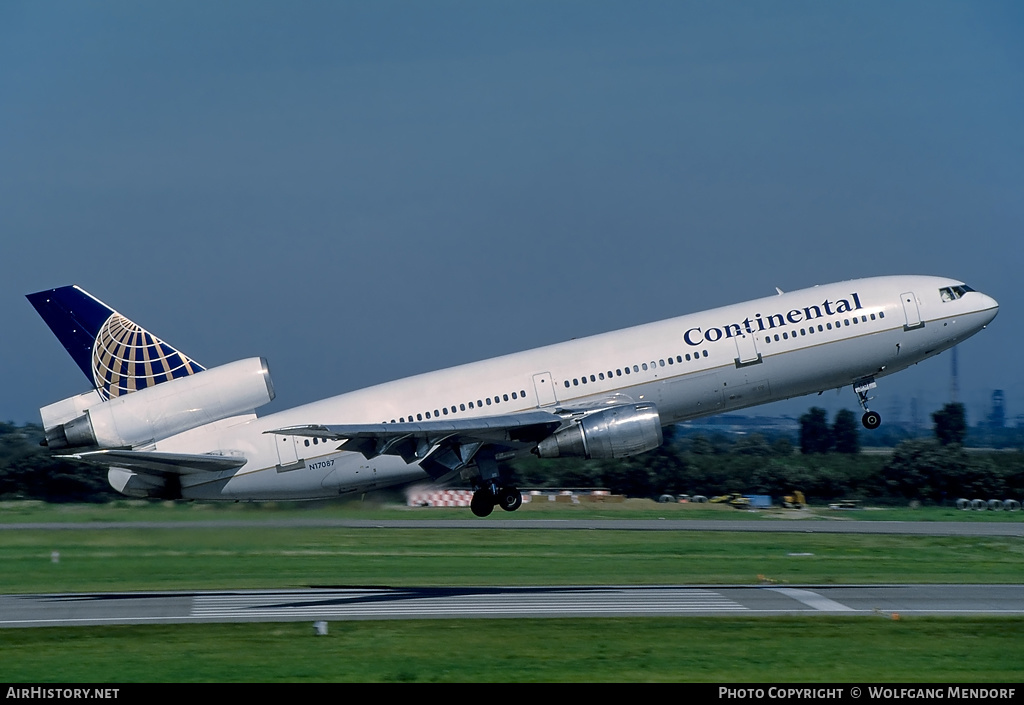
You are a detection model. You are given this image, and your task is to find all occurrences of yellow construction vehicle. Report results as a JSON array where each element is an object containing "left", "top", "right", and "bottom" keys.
[
  {"left": 710, "top": 493, "right": 752, "bottom": 509},
  {"left": 782, "top": 490, "right": 806, "bottom": 509}
]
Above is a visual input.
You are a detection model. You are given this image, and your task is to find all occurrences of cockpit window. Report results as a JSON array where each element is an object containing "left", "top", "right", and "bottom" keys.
[{"left": 939, "top": 285, "right": 973, "bottom": 302}]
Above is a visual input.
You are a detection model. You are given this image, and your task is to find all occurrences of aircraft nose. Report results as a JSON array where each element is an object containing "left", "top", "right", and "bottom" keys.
[{"left": 975, "top": 292, "right": 999, "bottom": 325}]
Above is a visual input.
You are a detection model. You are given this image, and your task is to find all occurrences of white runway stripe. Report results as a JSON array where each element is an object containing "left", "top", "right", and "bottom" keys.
[{"left": 766, "top": 587, "right": 855, "bottom": 612}]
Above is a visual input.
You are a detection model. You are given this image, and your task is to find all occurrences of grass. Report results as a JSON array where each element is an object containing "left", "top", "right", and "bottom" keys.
[
  {"left": 3, "top": 495, "right": 1023, "bottom": 523},
  {"left": 1, "top": 526, "right": 1021, "bottom": 594},
  {"left": 2, "top": 618, "right": 1021, "bottom": 682},
  {"left": 1, "top": 499, "right": 1021, "bottom": 682}
]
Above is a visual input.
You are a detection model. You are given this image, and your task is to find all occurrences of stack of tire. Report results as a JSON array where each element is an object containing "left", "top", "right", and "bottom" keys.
[{"left": 956, "top": 498, "right": 1021, "bottom": 511}]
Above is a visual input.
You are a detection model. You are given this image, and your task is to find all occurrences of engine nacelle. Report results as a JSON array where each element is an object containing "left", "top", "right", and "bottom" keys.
[
  {"left": 42, "top": 357, "right": 275, "bottom": 450},
  {"left": 535, "top": 403, "right": 663, "bottom": 459}
]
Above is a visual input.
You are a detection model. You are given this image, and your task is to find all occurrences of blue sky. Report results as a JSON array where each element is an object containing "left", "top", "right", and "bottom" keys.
[{"left": 2, "top": 1, "right": 1021, "bottom": 428}]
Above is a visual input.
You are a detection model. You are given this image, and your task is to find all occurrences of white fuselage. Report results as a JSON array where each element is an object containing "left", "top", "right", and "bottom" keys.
[{"left": 156, "top": 275, "right": 998, "bottom": 500}]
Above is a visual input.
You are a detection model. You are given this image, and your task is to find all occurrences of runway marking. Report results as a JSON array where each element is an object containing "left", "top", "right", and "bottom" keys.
[
  {"left": 190, "top": 587, "right": 748, "bottom": 619},
  {"left": 766, "top": 587, "right": 855, "bottom": 612}
]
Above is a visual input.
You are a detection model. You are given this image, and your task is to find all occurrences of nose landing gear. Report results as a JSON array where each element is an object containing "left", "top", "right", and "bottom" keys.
[{"left": 854, "top": 377, "right": 882, "bottom": 429}]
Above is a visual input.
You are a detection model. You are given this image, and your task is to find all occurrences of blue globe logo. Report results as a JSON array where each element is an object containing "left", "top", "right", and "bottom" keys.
[{"left": 92, "top": 313, "right": 204, "bottom": 399}]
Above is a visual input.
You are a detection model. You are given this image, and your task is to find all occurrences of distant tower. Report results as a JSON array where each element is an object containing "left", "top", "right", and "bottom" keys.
[
  {"left": 950, "top": 347, "right": 960, "bottom": 404},
  {"left": 988, "top": 390, "right": 1006, "bottom": 429}
]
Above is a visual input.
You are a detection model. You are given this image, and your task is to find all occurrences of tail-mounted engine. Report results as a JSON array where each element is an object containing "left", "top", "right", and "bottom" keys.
[
  {"left": 40, "top": 357, "right": 275, "bottom": 450},
  {"left": 534, "top": 403, "right": 663, "bottom": 459}
]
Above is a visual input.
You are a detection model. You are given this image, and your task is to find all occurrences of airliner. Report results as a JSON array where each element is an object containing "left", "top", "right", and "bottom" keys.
[{"left": 27, "top": 275, "right": 998, "bottom": 517}]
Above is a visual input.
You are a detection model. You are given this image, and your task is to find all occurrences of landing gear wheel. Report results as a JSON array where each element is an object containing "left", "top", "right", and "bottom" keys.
[
  {"left": 862, "top": 411, "right": 882, "bottom": 430},
  {"left": 471, "top": 489, "right": 495, "bottom": 518},
  {"left": 498, "top": 487, "right": 523, "bottom": 512}
]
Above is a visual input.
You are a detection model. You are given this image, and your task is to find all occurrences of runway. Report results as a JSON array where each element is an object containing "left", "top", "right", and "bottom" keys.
[{"left": 2, "top": 584, "right": 1021, "bottom": 628}]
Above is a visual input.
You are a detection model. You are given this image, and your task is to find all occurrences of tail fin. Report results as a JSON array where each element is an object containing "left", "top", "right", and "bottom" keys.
[{"left": 26, "top": 286, "right": 205, "bottom": 400}]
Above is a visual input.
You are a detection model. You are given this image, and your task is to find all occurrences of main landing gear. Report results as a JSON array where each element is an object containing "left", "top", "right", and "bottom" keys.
[
  {"left": 469, "top": 450, "right": 523, "bottom": 517},
  {"left": 854, "top": 377, "right": 882, "bottom": 430},
  {"left": 470, "top": 485, "right": 523, "bottom": 518}
]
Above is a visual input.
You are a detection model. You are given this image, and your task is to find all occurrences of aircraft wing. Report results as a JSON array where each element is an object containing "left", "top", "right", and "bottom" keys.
[
  {"left": 266, "top": 410, "right": 565, "bottom": 479},
  {"left": 58, "top": 449, "right": 248, "bottom": 476}
]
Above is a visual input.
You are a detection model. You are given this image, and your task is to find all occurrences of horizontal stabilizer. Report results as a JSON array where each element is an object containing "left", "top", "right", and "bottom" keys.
[{"left": 57, "top": 449, "right": 247, "bottom": 476}]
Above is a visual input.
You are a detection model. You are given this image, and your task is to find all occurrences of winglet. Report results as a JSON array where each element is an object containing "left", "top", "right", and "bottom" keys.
[{"left": 26, "top": 286, "right": 205, "bottom": 399}]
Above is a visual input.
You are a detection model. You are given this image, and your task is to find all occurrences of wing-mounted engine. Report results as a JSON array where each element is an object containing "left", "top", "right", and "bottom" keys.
[
  {"left": 534, "top": 403, "right": 663, "bottom": 459},
  {"left": 40, "top": 357, "right": 275, "bottom": 450}
]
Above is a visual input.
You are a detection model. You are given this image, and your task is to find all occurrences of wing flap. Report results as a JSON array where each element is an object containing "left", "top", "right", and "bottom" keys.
[
  {"left": 268, "top": 411, "right": 563, "bottom": 450},
  {"left": 266, "top": 410, "right": 564, "bottom": 479}
]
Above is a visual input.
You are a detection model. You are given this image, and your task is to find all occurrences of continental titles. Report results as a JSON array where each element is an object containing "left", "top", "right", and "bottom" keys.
[{"left": 685, "top": 293, "right": 864, "bottom": 347}]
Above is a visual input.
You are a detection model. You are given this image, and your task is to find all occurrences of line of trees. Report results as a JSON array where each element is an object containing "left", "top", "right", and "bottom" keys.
[{"left": 0, "top": 423, "right": 112, "bottom": 502}]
